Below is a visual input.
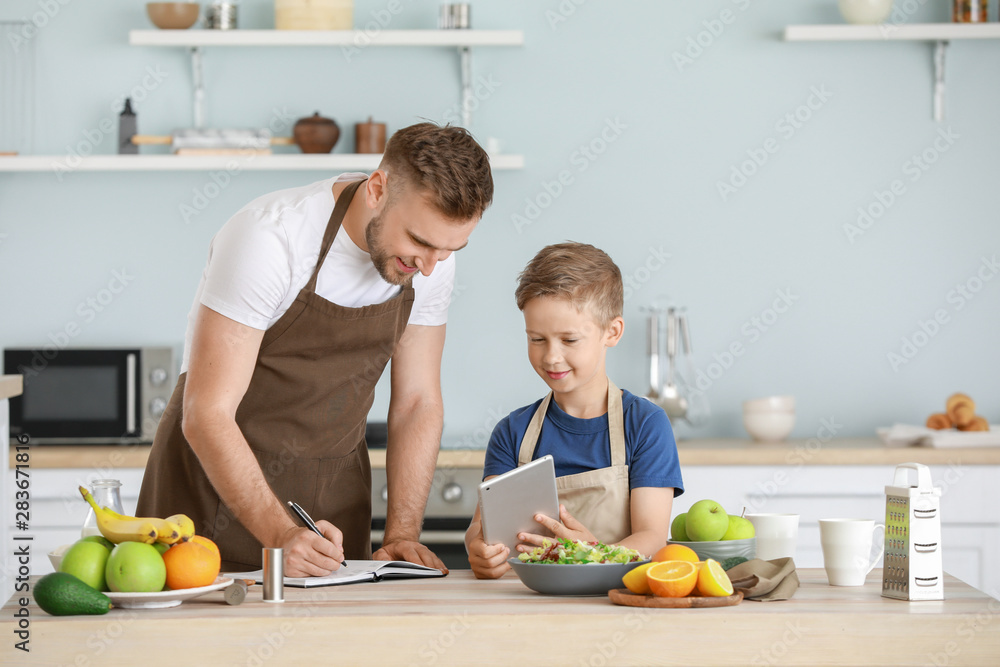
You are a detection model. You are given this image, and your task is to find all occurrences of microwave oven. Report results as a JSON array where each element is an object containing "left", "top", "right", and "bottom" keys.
[{"left": 3, "top": 347, "right": 175, "bottom": 444}]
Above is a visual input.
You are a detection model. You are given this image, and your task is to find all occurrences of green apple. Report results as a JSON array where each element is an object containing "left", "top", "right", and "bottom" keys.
[
  {"left": 670, "top": 513, "right": 689, "bottom": 542},
  {"left": 105, "top": 542, "right": 166, "bottom": 593},
  {"left": 685, "top": 499, "right": 729, "bottom": 541},
  {"left": 722, "top": 515, "right": 755, "bottom": 541},
  {"left": 152, "top": 542, "right": 170, "bottom": 555},
  {"left": 80, "top": 535, "right": 115, "bottom": 552},
  {"left": 59, "top": 540, "right": 111, "bottom": 591}
]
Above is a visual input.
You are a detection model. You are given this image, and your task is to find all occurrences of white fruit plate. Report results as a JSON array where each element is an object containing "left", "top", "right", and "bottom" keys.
[{"left": 107, "top": 577, "right": 233, "bottom": 609}]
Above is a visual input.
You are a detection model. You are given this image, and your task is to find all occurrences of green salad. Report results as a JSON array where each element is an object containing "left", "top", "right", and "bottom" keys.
[{"left": 516, "top": 538, "right": 645, "bottom": 564}]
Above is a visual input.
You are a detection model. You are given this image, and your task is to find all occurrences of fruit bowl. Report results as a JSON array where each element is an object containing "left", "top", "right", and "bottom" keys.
[
  {"left": 507, "top": 558, "right": 650, "bottom": 596},
  {"left": 667, "top": 537, "right": 756, "bottom": 562},
  {"left": 105, "top": 576, "right": 233, "bottom": 609}
]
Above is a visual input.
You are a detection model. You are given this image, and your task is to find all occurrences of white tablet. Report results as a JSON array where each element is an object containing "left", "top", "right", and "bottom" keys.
[{"left": 478, "top": 455, "right": 561, "bottom": 553}]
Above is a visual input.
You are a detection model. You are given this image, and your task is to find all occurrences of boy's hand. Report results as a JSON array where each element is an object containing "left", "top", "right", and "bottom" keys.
[
  {"left": 517, "top": 504, "right": 597, "bottom": 551},
  {"left": 467, "top": 522, "right": 511, "bottom": 579}
]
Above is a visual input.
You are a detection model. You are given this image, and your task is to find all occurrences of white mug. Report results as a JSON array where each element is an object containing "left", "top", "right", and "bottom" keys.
[
  {"left": 819, "top": 518, "right": 885, "bottom": 586},
  {"left": 745, "top": 513, "right": 799, "bottom": 561}
]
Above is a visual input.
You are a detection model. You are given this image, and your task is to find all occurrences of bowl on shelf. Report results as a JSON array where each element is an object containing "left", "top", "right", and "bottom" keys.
[
  {"left": 146, "top": 3, "right": 201, "bottom": 30},
  {"left": 667, "top": 538, "right": 756, "bottom": 562},
  {"left": 743, "top": 395, "right": 795, "bottom": 413},
  {"left": 507, "top": 558, "right": 650, "bottom": 596},
  {"left": 743, "top": 395, "right": 795, "bottom": 442},
  {"left": 837, "top": 0, "right": 893, "bottom": 25}
]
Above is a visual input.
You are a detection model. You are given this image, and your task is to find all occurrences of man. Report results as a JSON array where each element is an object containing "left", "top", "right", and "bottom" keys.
[{"left": 137, "top": 123, "right": 494, "bottom": 576}]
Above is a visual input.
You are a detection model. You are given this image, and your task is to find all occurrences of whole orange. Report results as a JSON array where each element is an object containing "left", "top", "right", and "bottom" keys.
[
  {"left": 189, "top": 535, "right": 220, "bottom": 559},
  {"left": 162, "top": 540, "right": 221, "bottom": 590},
  {"left": 652, "top": 544, "right": 699, "bottom": 563}
]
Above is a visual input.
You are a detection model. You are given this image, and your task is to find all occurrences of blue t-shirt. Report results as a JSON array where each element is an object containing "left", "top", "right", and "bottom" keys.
[{"left": 483, "top": 389, "right": 684, "bottom": 496}]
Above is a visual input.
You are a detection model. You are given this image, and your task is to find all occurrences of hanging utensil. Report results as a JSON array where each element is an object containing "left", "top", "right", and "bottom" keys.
[
  {"left": 660, "top": 308, "right": 688, "bottom": 421},
  {"left": 676, "top": 309, "right": 709, "bottom": 427},
  {"left": 645, "top": 312, "right": 662, "bottom": 404}
]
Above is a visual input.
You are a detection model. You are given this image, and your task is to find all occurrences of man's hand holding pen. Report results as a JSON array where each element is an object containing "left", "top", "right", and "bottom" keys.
[{"left": 280, "top": 520, "right": 345, "bottom": 577}]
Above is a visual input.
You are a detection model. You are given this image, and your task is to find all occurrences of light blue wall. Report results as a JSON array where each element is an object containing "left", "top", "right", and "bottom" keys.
[{"left": 1, "top": 1, "right": 998, "bottom": 443}]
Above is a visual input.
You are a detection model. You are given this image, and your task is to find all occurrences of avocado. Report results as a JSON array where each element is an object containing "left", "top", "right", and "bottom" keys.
[
  {"left": 33, "top": 572, "right": 112, "bottom": 616},
  {"left": 720, "top": 556, "right": 749, "bottom": 571}
]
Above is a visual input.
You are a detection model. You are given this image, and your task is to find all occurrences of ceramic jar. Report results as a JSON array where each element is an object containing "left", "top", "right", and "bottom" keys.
[{"left": 293, "top": 112, "right": 340, "bottom": 153}]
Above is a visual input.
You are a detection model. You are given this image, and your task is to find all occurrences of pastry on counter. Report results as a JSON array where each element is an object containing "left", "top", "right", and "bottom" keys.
[
  {"left": 926, "top": 393, "right": 989, "bottom": 432},
  {"left": 925, "top": 413, "right": 952, "bottom": 430},
  {"left": 958, "top": 416, "right": 990, "bottom": 432},
  {"left": 946, "top": 393, "right": 976, "bottom": 428}
]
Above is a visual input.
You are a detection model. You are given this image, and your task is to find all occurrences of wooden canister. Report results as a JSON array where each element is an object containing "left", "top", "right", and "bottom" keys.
[
  {"left": 275, "top": 0, "right": 353, "bottom": 30},
  {"left": 355, "top": 117, "right": 386, "bottom": 154}
]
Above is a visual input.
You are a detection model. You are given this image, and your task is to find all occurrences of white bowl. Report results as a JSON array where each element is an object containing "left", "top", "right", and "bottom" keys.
[
  {"left": 838, "top": 0, "right": 893, "bottom": 25},
  {"left": 743, "top": 412, "right": 795, "bottom": 442},
  {"left": 743, "top": 395, "right": 795, "bottom": 413},
  {"left": 47, "top": 543, "right": 74, "bottom": 570}
]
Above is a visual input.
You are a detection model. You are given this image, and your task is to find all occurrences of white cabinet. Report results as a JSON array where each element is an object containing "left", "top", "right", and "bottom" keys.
[
  {"left": 675, "top": 464, "right": 1000, "bottom": 597},
  {"left": 3, "top": 468, "right": 145, "bottom": 578}
]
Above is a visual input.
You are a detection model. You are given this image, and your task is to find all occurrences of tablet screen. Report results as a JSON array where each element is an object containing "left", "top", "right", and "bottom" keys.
[{"left": 478, "top": 455, "right": 560, "bottom": 553}]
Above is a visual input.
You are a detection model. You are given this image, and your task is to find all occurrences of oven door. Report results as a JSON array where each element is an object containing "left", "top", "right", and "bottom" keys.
[{"left": 4, "top": 348, "right": 140, "bottom": 442}]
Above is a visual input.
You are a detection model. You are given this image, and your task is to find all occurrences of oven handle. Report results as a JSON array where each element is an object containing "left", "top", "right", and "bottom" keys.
[
  {"left": 371, "top": 529, "right": 466, "bottom": 545},
  {"left": 126, "top": 353, "right": 137, "bottom": 435}
]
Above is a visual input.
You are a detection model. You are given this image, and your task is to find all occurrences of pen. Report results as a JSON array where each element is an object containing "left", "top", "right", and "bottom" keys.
[{"left": 287, "top": 501, "right": 347, "bottom": 568}]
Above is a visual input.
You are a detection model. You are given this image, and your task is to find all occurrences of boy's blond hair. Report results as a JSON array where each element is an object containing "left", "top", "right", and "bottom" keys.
[{"left": 515, "top": 242, "right": 623, "bottom": 328}]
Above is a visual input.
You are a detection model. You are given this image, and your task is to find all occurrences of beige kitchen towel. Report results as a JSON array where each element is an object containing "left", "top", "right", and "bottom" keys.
[{"left": 727, "top": 557, "right": 799, "bottom": 601}]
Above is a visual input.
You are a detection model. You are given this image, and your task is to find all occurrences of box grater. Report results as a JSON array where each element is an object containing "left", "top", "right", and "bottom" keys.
[{"left": 881, "top": 462, "right": 944, "bottom": 600}]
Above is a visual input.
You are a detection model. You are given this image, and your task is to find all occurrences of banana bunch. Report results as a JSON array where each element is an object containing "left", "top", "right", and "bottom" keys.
[{"left": 78, "top": 486, "right": 196, "bottom": 545}]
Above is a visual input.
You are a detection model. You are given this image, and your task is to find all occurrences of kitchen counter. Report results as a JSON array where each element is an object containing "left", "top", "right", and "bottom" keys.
[
  {"left": 12, "top": 437, "right": 1000, "bottom": 469},
  {"left": 0, "top": 375, "right": 22, "bottom": 400},
  {"left": 2, "top": 569, "right": 998, "bottom": 665}
]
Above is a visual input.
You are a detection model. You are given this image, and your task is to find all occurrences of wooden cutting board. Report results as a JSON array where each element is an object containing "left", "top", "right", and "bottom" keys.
[{"left": 608, "top": 588, "right": 743, "bottom": 608}]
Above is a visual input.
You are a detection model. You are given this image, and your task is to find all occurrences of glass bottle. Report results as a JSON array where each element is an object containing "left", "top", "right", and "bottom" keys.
[
  {"left": 81, "top": 479, "right": 125, "bottom": 538},
  {"left": 953, "top": 0, "right": 988, "bottom": 23}
]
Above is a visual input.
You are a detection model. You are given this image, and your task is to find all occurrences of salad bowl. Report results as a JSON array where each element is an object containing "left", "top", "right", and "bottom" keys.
[
  {"left": 507, "top": 539, "right": 649, "bottom": 596},
  {"left": 508, "top": 558, "right": 650, "bottom": 596}
]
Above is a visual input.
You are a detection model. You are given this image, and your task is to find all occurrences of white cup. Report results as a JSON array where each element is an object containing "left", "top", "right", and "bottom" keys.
[
  {"left": 819, "top": 518, "right": 885, "bottom": 586},
  {"left": 745, "top": 513, "right": 799, "bottom": 560}
]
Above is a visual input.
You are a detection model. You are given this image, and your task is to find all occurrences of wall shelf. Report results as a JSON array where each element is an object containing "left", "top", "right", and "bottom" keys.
[
  {"left": 784, "top": 23, "right": 1000, "bottom": 41},
  {"left": 129, "top": 29, "right": 524, "bottom": 128},
  {"left": 0, "top": 153, "right": 525, "bottom": 173},
  {"left": 784, "top": 23, "right": 1000, "bottom": 121},
  {"left": 128, "top": 29, "right": 524, "bottom": 48}
]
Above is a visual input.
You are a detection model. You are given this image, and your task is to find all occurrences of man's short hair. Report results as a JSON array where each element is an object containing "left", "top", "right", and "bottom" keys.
[
  {"left": 515, "top": 242, "right": 624, "bottom": 328},
  {"left": 380, "top": 122, "right": 494, "bottom": 221}
]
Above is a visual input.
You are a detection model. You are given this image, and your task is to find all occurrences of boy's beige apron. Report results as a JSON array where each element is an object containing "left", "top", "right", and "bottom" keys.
[
  {"left": 137, "top": 179, "right": 414, "bottom": 570},
  {"left": 517, "top": 379, "right": 631, "bottom": 543}
]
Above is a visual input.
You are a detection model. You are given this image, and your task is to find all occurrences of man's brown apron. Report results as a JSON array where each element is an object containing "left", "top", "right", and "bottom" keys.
[
  {"left": 517, "top": 379, "right": 631, "bottom": 544},
  {"left": 137, "top": 178, "right": 413, "bottom": 570}
]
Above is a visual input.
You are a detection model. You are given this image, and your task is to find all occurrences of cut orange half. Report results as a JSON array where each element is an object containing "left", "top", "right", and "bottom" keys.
[
  {"left": 697, "top": 558, "right": 734, "bottom": 597},
  {"left": 646, "top": 560, "right": 699, "bottom": 598}
]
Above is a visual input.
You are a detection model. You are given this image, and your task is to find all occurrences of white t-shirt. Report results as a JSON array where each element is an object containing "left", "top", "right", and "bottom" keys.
[{"left": 181, "top": 173, "right": 455, "bottom": 372}]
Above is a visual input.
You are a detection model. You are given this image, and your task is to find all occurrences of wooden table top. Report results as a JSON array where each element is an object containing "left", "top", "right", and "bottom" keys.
[{"left": 3, "top": 569, "right": 998, "bottom": 665}]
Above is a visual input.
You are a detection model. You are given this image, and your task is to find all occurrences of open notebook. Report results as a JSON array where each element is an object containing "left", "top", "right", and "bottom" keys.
[{"left": 225, "top": 560, "right": 446, "bottom": 588}]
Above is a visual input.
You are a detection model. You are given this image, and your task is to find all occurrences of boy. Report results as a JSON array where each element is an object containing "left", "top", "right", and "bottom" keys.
[{"left": 466, "top": 242, "right": 684, "bottom": 578}]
